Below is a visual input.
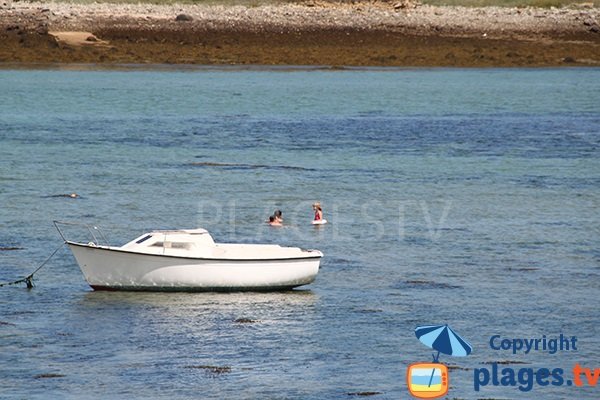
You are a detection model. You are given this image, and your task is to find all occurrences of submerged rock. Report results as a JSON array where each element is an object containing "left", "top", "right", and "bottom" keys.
[
  {"left": 183, "top": 365, "right": 232, "bottom": 375},
  {"left": 46, "top": 193, "right": 80, "bottom": 198},
  {"left": 347, "top": 392, "right": 382, "bottom": 396},
  {"left": 34, "top": 373, "right": 66, "bottom": 379},
  {"left": 234, "top": 318, "right": 259, "bottom": 324},
  {"left": 0, "top": 246, "right": 24, "bottom": 251}
]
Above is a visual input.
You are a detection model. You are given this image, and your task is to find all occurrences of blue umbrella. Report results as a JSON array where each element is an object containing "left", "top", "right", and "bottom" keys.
[{"left": 415, "top": 324, "right": 472, "bottom": 387}]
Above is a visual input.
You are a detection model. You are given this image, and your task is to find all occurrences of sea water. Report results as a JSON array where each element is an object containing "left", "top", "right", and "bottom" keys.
[{"left": 0, "top": 67, "right": 599, "bottom": 399}]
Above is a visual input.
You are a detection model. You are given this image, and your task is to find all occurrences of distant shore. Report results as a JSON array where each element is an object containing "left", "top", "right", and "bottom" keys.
[{"left": 1, "top": 1, "right": 599, "bottom": 67}]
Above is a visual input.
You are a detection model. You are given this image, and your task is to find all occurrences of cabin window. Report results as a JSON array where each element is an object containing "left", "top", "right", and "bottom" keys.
[
  {"left": 150, "top": 241, "right": 190, "bottom": 249},
  {"left": 136, "top": 234, "right": 153, "bottom": 244}
]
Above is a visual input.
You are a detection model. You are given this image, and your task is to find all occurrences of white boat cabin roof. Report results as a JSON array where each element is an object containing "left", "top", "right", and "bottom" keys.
[
  {"left": 123, "top": 229, "right": 215, "bottom": 251},
  {"left": 150, "top": 228, "right": 209, "bottom": 235}
]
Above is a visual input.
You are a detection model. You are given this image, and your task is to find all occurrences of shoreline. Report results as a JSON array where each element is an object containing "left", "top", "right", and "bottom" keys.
[
  {"left": 1, "top": 1, "right": 599, "bottom": 67},
  {"left": 1, "top": 62, "right": 597, "bottom": 71}
]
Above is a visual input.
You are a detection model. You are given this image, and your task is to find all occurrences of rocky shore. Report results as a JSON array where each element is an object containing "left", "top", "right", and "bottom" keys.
[{"left": 1, "top": 0, "right": 599, "bottom": 67}]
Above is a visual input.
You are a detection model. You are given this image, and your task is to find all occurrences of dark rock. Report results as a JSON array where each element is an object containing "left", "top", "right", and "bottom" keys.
[
  {"left": 46, "top": 193, "right": 80, "bottom": 198},
  {"left": 86, "top": 35, "right": 97, "bottom": 42},
  {"left": 562, "top": 56, "right": 576, "bottom": 63},
  {"left": 34, "top": 373, "right": 66, "bottom": 379},
  {"left": 35, "top": 24, "right": 48, "bottom": 35},
  {"left": 0, "top": 246, "right": 24, "bottom": 251},
  {"left": 183, "top": 365, "right": 231, "bottom": 374},
  {"left": 234, "top": 318, "right": 258, "bottom": 323},
  {"left": 175, "top": 14, "right": 193, "bottom": 22},
  {"left": 590, "top": 26, "right": 599, "bottom": 33},
  {"left": 347, "top": 392, "right": 383, "bottom": 396}
]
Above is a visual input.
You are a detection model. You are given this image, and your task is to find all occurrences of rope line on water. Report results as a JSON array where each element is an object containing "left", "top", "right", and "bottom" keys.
[{"left": 0, "top": 242, "right": 65, "bottom": 289}]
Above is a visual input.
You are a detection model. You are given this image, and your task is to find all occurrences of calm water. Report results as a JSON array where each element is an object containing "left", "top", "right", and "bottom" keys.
[{"left": 0, "top": 67, "right": 599, "bottom": 399}]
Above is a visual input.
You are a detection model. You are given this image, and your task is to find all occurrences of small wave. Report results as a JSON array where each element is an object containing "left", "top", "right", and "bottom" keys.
[
  {"left": 447, "top": 364, "right": 470, "bottom": 371},
  {"left": 482, "top": 360, "right": 530, "bottom": 365},
  {"left": 507, "top": 267, "right": 539, "bottom": 272},
  {"left": 188, "top": 161, "right": 315, "bottom": 171},
  {"left": 393, "top": 280, "right": 462, "bottom": 290},
  {"left": 360, "top": 309, "right": 383, "bottom": 313},
  {"left": 326, "top": 257, "right": 360, "bottom": 270}
]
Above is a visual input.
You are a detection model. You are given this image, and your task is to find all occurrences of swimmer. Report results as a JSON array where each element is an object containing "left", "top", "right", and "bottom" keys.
[
  {"left": 312, "top": 202, "right": 323, "bottom": 222},
  {"left": 268, "top": 216, "right": 282, "bottom": 226},
  {"left": 273, "top": 209, "right": 283, "bottom": 223}
]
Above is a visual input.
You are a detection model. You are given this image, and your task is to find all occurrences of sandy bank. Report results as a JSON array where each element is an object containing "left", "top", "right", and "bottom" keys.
[{"left": 1, "top": 1, "right": 599, "bottom": 67}]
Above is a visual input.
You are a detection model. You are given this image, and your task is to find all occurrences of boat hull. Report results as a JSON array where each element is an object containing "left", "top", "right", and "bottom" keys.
[{"left": 67, "top": 242, "right": 321, "bottom": 291}]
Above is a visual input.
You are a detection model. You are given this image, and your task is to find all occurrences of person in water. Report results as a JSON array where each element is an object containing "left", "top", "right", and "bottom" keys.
[
  {"left": 312, "top": 202, "right": 323, "bottom": 222},
  {"left": 268, "top": 215, "right": 282, "bottom": 226},
  {"left": 273, "top": 209, "right": 283, "bottom": 223}
]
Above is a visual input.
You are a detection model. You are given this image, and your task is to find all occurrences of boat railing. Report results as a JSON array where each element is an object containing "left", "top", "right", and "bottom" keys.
[{"left": 53, "top": 220, "right": 110, "bottom": 246}]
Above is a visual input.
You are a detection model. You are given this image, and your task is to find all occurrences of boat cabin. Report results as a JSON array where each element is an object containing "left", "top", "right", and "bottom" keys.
[{"left": 122, "top": 229, "right": 217, "bottom": 257}]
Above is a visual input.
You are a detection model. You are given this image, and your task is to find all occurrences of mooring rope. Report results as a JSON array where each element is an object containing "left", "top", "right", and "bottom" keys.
[{"left": 0, "top": 242, "right": 65, "bottom": 288}]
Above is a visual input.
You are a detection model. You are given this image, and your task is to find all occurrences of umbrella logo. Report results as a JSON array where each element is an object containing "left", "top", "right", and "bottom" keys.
[{"left": 407, "top": 324, "right": 473, "bottom": 399}]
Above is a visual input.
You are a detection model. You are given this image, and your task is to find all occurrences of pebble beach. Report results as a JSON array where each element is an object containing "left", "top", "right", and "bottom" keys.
[{"left": 1, "top": 1, "right": 600, "bottom": 67}]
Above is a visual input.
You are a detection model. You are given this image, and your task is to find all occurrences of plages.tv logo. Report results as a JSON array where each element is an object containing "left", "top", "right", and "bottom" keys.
[{"left": 407, "top": 324, "right": 473, "bottom": 399}]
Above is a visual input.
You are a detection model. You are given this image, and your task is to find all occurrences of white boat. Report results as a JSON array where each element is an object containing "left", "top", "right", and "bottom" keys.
[{"left": 56, "top": 222, "right": 323, "bottom": 291}]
